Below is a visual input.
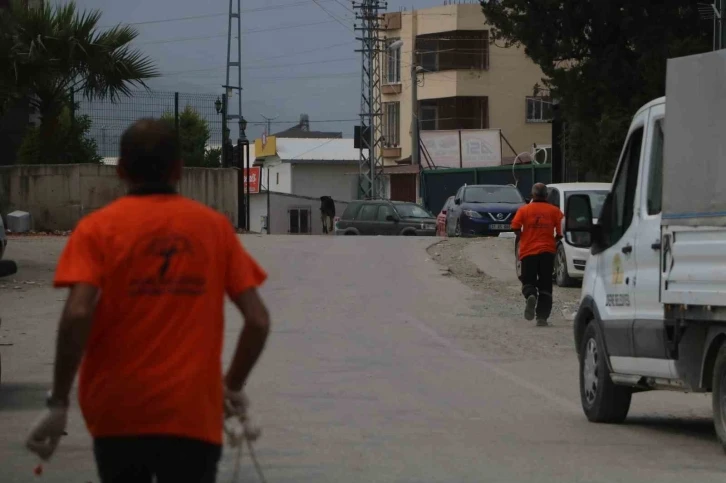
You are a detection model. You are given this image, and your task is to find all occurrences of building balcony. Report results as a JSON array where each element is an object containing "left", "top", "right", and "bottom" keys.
[
  {"left": 416, "top": 30, "right": 489, "bottom": 73},
  {"left": 418, "top": 96, "right": 489, "bottom": 131}
]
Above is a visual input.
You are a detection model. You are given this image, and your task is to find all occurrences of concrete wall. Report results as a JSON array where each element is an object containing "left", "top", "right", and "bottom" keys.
[
  {"left": 290, "top": 163, "right": 357, "bottom": 202},
  {"left": 249, "top": 191, "right": 349, "bottom": 235},
  {"left": 381, "top": 3, "right": 551, "bottom": 164},
  {"left": 0, "top": 164, "right": 238, "bottom": 231}
]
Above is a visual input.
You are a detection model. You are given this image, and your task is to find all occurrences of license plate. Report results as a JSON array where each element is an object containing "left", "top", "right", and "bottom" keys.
[{"left": 490, "top": 224, "right": 511, "bottom": 230}]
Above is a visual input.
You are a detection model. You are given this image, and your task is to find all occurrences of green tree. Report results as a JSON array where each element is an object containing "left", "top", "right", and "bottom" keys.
[
  {"left": 0, "top": 0, "right": 157, "bottom": 161},
  {"left": 480, "top": 0, "right": 711, "bottom": 178},
  {"left": 161, "top": 106, "right": 221, "bottom": 168},
  {"left": 17, "top": 107, "right": 102, "bottom": 165}
]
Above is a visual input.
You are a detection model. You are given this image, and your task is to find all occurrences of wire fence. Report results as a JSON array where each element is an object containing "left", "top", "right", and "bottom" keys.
[{"left": 72, "top": 90, "right": 225, "bottom": 161}]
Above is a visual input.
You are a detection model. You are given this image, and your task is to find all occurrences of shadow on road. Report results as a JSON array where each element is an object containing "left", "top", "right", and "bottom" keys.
[
  {"left": 625, "top": 416, "right": 716, "bottom": 444},
  {"left": 0, "top": 382, "right": 49, "bottom": 411}
]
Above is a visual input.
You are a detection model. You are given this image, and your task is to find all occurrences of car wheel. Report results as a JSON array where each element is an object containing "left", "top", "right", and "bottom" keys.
[
  {"left": 711, "top": 343, "right": 726, "bottom": 452},
  {"left": 515, "top": 240, "right": 523, "bottom": 282},
  {"left": 344, "top": 231, "right": 357, "bottom": 235},
  {"left": 580, "top": 321, "right": 632, "bottom": 423},
  {"left": 454, "top": 219, "right": 462, "bottom": 237},
  {"left": 555, "top": 244, "right": 577, "bottom": 287}
]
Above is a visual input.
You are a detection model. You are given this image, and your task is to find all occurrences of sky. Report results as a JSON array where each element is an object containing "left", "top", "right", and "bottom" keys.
[{"left": 59, "top": 0, "right": 457, "bottom": 142}]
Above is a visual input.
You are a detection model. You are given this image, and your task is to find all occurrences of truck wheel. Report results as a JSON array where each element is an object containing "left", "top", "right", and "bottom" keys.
[
  {"left": 580, "top": 321, "right": 632, "bottom": 423},
  {"left": 555, "top": 244, "right": 577, "bottom": 287},
  {"left": 711, "top": 343, "right": 726, "bottom": 452}
]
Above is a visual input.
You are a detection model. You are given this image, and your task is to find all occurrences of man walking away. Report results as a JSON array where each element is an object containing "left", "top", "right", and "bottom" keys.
[
  {"left": 25, "top": 119, "right": 271, "bottom": 483},
  {"left": 320, "top": 195, "right": 335, "bottom": 234},
  {"left": 511, "top": 183, "right": 563, "bottom": 327}
]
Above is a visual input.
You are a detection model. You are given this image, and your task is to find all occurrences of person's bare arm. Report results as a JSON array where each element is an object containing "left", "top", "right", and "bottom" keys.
[
  {"left": 225, "top": 288, "right": 270, "bottom": 391},
  {"left": 51, "top": 284, "right": 99, "bottom": 404}
]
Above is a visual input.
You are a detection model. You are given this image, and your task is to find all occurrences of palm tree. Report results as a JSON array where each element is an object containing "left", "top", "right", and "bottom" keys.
[{"left": 1, "top": 0, "right": 158, "bottom": 131}]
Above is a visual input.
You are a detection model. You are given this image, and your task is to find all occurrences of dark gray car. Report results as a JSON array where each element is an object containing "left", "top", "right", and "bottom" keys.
[{"left": 334, "top": 200, "right": 436, "bottom": 236}]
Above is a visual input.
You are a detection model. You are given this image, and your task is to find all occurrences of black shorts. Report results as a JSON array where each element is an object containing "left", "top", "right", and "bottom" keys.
[{"left": 94, "top": 435, "right": 222, "bottom": 483}]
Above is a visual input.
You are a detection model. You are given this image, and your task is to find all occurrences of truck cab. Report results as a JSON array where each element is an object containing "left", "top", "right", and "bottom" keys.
[{"left": 565, "top": 49, "right": 726, "bottom": 452}]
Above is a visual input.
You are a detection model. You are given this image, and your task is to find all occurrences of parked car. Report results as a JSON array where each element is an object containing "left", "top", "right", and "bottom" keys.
[
  {"left": 446, "top": 184, "right": 525, "bottom": 237},
  {"left": 334, "top": 200, "right": 437, "bottom": 236},
  {"left": 514, "top": 183, "right": 610, "bottom": 286},
  {"left": 0, "top": 259, "right": 17, "bottom": 385},
  {"left": 437, "top": 196, "right": 455, "bottom": 236}
]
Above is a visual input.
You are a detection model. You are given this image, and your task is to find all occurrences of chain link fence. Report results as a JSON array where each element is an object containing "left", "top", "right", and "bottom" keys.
[{"left": 72, "top": 90, "right": 225, "bottom": 164}]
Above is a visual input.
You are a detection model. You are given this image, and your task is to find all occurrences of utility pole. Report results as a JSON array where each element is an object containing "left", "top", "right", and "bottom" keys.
[
  {"left": 354, "top": 0, "right": 387, "bottom": 200},
  {"left": 410, "top": 62, "right": 420, "bottom": 168},
  {"left": 260, "top": 113, "right": 279, "bottom": 137}
]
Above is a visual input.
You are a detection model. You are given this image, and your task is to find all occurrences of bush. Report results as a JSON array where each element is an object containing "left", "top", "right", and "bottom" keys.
[{"left": 17, "top": 108, "right": 102, "bottom": 165}]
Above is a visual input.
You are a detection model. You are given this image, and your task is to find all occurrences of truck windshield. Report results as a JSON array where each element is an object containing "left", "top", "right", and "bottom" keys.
[
  {"left": 464, "top": 186, "right": 523, "bottom": 204},
  {"left": 395, "top": 204, "right": 432, "bottom": 218},
  {"left": 566, "top": 191, "right": 609, "bottom": 218}
]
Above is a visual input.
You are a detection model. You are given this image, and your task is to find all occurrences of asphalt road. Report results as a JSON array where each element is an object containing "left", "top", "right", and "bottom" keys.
[{"left": 1, "top": 235, "right": 725, "bottom": 482}]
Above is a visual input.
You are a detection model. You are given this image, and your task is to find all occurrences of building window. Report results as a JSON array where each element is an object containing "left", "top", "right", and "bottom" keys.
[
  {"left": 420, "top": 105, "right": 438, "bottom": 131},
  {"left": 385, "top": 38, "right": 401, "bottom": 84},
  {"left": 289, "top": 207, "right": 311, "bottom": 234},
  {"left": 526, "top": 97, "right": 553, "bottom": 123},
  {"left": 384, "top": 102, "right": 400, "bottom": 146},
  {"left": 416, "top": 30, "right": 489, "bottom": 72}
]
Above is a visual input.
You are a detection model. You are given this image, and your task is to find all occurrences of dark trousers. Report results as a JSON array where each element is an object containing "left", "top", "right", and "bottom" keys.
[
  {"left": 521, "top": 252, "right": 555, "bottom": 319},
  {"left": 94, "top": 435, "right": 222, "bottom": 483}
]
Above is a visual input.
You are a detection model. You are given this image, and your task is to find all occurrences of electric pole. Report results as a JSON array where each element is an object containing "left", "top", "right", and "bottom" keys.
[
  {"left": 260, "top": 113, "right": 279, "bottom": 136},
  {"left": 354, "top": 0, "right": 387, "bottom": 200}
]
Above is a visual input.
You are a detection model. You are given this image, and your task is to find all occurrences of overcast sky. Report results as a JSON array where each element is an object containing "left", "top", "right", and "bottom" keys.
[{"left": 59, "top": 0, "right": 454, "bottom": 141}]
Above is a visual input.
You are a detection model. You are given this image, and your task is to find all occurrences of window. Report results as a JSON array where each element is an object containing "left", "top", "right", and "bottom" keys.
[
  {"left": 341, "top": 202, "right": 362, "bottom": 220},
  {"left": 377, "top": 204, "right": 395, "bottom": 221},
  {"left": 415, "top": 31, "right": 488, "bottom": 72},
  {"left": 384, "top": 102, "right": 400, "bottom": 147},
  {"left": 526, "top": 97, "right": 553, "bottom": 123},
  {"left": 385, "top": 38, "right": 401, "bottom": 84},
  {"left": 394, "top": 203, "right": 432, "bottom": 218},
  {"left": 647, "top": 119, "right": 664, "bottom": 215},
  {"left": 464, "top": 186, "right": 524, "bottom": 204},
  {"left": 289, "top": 207, "right": 311, "bottom": 234},
  {"left": 357, "top": 204, "right": 378, "bottom": 221},
  {"left": 420, "top": 105, "right": 438, "bottom": 131},
  {"left": 547, "top": 188, "right": 560, "bottom": 208},
  {"left": 604, "top": 127, "right": 644, "bottom": 247}
]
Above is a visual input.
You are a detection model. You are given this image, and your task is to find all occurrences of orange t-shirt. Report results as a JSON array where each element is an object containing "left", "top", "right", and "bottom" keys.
[
  {"left": 54, "top": 193, "right": 267, "bottom": 445},
  {"left": 511, "top": 200, "right": 563, "bottom": 259}
]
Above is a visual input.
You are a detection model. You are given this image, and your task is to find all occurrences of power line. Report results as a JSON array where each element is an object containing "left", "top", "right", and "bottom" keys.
[
  {"left": 311, "top": 0, "right": 352, "bottom": 30},
  {"left": 138, "top": 19, "right": 337, "bottom": 45},
  {"left": 161, "top": 57, "right": 355, "bottom": 77},
  {"left": 330, "top": 0, "right": 355, "bottom": 14},
  {"left": 248, "top": 118, "right": 358, "bottom": 124},
  {"left": 98, "top": 0, "right": 342, "bottom": 28},
  {"left": 246, "top": 72, "right": 358, "bottom": 81}
]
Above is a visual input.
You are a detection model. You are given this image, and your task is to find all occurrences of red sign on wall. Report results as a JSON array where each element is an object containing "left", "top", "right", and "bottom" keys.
[{"left": 244, "top": 167, "right": 261, "bottom": 194}]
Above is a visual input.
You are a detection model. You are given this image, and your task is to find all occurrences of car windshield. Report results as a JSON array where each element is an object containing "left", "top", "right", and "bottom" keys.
[
  {"left": 566, "top": 190, "right": 609, "bottom": 218},
  {"left": 464, "top": 186, "right": 523, "bottom": 204},
  {"left": 395, "top": 203, "right": 432, "bottom": 218}
]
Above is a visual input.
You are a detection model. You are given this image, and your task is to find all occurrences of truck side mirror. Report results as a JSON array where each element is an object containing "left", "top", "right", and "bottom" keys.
[
  {"left": 386, "top": 215, "right": 399, "bottom": 222},
  {"left": 565, "top": 194, "right": 594, "bottom": 248},
  {"left": 454, "top": 198, "right": 461, "bottom": 205}
]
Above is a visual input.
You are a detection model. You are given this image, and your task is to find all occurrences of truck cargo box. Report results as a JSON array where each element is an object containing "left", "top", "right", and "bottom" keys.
[{"left": 662, "top": 50, "right": 726, "bottom": 227}]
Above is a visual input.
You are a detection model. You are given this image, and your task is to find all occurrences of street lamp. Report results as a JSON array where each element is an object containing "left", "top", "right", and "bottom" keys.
[{"left": 215, "top": 94, "right": 229, "bottom": 167}]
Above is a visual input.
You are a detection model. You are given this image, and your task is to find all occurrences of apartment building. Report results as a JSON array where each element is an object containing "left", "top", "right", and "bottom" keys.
[{"left": 380, "top": 3, "right": 552, "bottom": 201}]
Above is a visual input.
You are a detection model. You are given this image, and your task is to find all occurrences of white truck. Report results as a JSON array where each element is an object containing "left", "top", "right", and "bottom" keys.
[{"left": 565, "top": 49, "right": 726, "bottom": 451}]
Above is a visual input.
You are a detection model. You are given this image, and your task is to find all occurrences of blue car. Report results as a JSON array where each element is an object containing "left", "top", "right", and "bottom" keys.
[{"left": 446, "top": 184, "right": 525, "bottom": 237}]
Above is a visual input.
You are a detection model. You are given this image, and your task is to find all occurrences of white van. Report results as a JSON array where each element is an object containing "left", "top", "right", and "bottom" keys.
[{"left": 565, "top": 49, "right": 726, "bottom": 451}]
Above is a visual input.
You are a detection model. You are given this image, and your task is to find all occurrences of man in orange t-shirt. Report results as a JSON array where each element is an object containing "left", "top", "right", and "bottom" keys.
[
  {"left": 511, "top": 183, "right": 563, "bottom": 327},
  {"left": 25, "top": 119, "right": 270, "bottom": 482}
]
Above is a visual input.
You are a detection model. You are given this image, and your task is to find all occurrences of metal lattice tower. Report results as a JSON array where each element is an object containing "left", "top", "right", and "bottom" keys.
[
  {"left": 354, "top": 0, "right": 386, "bottom": 200},
  {"left": 225, "top": 0, "right": 243, "bottom": 139}
]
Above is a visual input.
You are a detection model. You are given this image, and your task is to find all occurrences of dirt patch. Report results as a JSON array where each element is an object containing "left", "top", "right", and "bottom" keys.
[{"left": 426, "top": 237, "right": 581, "bottom": 360}]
